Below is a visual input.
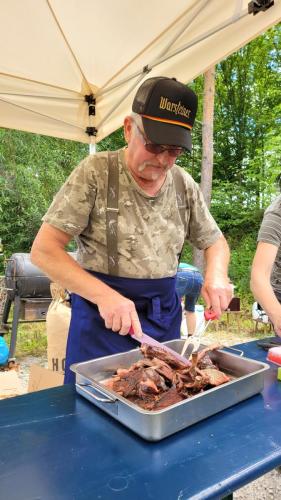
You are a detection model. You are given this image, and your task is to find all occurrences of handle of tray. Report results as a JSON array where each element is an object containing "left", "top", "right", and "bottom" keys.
[{"left": 76, "top": 383, "right": 117, "bottom": 403}]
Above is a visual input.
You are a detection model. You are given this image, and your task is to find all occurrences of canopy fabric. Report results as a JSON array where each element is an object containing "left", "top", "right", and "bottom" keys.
[{"left": 0, "top": 0, "right": 280, "bottom": 144}]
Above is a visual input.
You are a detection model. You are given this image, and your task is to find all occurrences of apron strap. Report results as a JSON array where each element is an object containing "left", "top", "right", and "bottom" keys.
[
  {"left": 106, "top": 152, "right": 119, "bottom": 276},
  {"left": 171, "top": 167, "right": 186, "bottom": 262}
]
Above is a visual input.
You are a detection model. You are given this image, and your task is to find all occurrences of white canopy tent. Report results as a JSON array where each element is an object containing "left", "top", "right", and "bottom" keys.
[{"left": 0, "top": 0, "right": 280, "bottom": 145}]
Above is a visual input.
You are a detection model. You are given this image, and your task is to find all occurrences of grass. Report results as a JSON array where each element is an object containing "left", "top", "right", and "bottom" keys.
[{"left": 5, "top": 322, "right": 47, "bottom": 357}]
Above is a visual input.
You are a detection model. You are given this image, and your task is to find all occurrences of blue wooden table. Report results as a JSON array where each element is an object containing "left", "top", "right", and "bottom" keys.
[{"left": 0, "top": 340, "right": 280, "bottom": 500}]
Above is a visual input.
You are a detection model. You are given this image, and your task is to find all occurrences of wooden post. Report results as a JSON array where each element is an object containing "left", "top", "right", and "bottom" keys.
[{"left": 193, "top": 66, "right": 216, "bottom": 270}]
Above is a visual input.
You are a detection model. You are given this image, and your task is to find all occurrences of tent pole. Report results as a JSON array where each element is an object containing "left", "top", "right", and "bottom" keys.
[{"left": 89, "top": 143, "right": 96, "bottom": 155}]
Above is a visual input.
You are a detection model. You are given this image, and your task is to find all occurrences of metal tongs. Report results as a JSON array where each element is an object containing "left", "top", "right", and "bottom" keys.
[{"left": 181, "top": 309, "right": 218, "bottom": 359}]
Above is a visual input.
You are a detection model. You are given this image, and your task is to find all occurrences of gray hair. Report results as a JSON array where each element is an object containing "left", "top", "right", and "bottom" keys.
[{"left": 130, "top": 112, "right": 143, "bottom": 136}]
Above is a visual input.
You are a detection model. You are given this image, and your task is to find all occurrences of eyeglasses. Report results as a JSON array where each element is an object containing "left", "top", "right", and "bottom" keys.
[{"left": 134, "top": 123, "right": 186, "bottom": 158}]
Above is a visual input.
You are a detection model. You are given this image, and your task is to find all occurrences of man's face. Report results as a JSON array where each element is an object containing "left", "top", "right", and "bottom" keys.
[{"left": 124, "top": 117, "right": 181, "bottom": 183}]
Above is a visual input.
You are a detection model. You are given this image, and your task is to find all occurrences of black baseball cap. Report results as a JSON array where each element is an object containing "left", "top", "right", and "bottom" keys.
[{"left": 132, "top": 76, "right": 198, "bottom": 152}]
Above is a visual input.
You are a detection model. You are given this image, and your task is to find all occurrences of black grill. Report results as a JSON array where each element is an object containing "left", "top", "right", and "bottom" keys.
[
  {"left": 1, "top": 252, "right": 75, "bottom": 361},
  {"left": 5, "top": 253, "right": 51, "bottom": 299}
]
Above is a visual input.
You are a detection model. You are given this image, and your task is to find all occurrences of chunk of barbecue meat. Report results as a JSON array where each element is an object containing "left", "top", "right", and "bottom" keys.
[
  {"left": 200, "top": 368, "right": 231, "bottom": 386},
  {"left": 197, "top": 343, "right": 222, "bottom": 363},
  {"left": 141, "top": 344, "right": 187, "bottom": 370},
  {"left": 197, "top": 353, "right": 218, "bottom": 370},
  {"left": 105, "top": 367, "right": 144, "bottom": 397},
  {"left": 152, "top": 387, "right": 184, "bottom": 410},
  {"left": 150, "top": 358, "right": 175, "bottom": 384},
  {"left": 127, "top": 393, "right": 158, "bottom": 411},
  {"left": 104, "top": 365, "right": 168, "bottom": 399},
  {"left": 136, "top": 368, "right": 168, "bottom": 397},
  {"left": 143, "top": 368, "right": 168, "bottom": 391}
]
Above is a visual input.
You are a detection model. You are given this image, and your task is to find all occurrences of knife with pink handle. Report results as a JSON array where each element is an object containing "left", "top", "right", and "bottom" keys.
[{"left": 128, "top": 326, "right": 191, "bottom": 366}]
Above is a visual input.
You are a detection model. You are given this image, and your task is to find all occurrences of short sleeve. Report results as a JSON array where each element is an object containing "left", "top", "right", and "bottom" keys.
[
  {"left": 258, "top": 196, "right": 281, "bottom": 248},
  {"left": 43, "top": 155, "right": 97, "bottom": 236}
]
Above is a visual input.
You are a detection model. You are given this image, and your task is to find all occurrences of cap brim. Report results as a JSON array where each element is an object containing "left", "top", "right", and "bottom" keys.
[{"left": 142, "top": 117, "right": 192, "bottom": 152}]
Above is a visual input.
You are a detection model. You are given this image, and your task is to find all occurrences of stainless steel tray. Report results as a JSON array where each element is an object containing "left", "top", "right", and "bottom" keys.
[{"left": 71, "top": 340, "right": 269, "bottom": 441}]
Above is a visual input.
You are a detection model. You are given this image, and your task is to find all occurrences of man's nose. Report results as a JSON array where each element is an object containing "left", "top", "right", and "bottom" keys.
[{"left": 156, "top": 150, "right": 173, "bottom": 165}]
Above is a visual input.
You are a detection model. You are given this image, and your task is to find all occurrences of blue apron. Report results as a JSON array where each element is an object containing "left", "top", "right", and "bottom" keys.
[{"left": 64, "top": 271, "right": 181, "bottom": 383}]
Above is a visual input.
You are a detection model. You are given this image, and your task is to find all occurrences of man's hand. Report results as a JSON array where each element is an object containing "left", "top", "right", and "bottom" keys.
[
  {"left": 96, "top": 290, "right": 143, "bottom": 339},
  {"left": 201, "top": 277, "right": 233, "bottom": 318},
  {"left": 202, "top": 236, "right": 232, "bottom": 317}
]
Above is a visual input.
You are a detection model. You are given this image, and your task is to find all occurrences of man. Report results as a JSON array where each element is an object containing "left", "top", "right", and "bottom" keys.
[
  {"left": 31, "top": 76, "right": 232, "bottom": 383},
  {"left": 251, "top": 194, "right": 281, "bottom": 337}
]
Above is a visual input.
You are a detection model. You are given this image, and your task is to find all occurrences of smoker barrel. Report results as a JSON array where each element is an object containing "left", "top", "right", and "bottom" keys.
[
  {"left": 2, "top": 252, "right": 76, "bottom": 360},
  {"left": 5, "top": 253, "right": 51, "bottom": 299},
  {"left": 5, "top": 252, "right": 77, "bottom": 299}
]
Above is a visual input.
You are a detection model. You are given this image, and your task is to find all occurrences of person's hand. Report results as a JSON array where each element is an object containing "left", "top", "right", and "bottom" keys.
[
  {"left": 201, "top": 276, "right": 233, "bottom": 318},
  {"left": 96, "top": 290, "right": 143, "bottom": 339}
]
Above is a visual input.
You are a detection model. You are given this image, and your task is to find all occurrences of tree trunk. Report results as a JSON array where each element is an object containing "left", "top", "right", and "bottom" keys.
[{"left": 193, "top": 66, "right": 215, "bottom": 271}]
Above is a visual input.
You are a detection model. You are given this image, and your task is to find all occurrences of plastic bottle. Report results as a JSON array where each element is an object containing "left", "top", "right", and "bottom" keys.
[
  {"left": 195, "top": 304, "right": 205, "bottom": 334},
  {"left": 0, "top": 336, "right": 9, "bottom": 365}
]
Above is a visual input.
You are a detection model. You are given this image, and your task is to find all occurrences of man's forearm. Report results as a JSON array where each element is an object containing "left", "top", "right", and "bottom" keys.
[
  {"left": 200, "top": 236, "right": 232, "bottom": 315},
  {"left": 204, "top": 235, "right": 230, "bottom": 280}
]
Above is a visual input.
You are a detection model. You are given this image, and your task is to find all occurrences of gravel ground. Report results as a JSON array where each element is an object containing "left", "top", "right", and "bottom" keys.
[{"left": 13, "top": 323, "right": 281, "bottom": 499}]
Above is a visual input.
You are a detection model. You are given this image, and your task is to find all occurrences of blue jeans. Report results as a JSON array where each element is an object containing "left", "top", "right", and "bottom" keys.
[{"left": 176, "top": 270, "right": 203, "bottom": 312}]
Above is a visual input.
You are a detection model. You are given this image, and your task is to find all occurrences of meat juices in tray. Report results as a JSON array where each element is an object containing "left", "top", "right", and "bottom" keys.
[{"left": 102, "top": 343, "right": 231, "bottom": 411}]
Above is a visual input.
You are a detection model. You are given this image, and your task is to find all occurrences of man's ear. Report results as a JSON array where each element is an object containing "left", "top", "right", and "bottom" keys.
[{"left": 123, "top": 116, "right": 133, "bottom": 143}]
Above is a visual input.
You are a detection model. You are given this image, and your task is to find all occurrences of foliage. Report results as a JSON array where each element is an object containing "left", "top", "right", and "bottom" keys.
[
  {"left": 0, "top": 130, "right": 87, "bottom": 265},
  {"left": 180, "top": 25, "right": 281, "bottom": 303}
]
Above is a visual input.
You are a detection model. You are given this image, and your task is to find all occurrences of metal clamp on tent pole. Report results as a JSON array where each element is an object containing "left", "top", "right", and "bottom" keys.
[
  {"left": 86, "top": 126, "right": 98, "bottom": 137},
  {"left": 142, "top": 64, "right": 151, "bottom": 75},
  {"left": 86, "top": 127, "right": 97, "bottom": 154},
  {"left": 248, "top": 0, "right": 274, "bottom": 15},
  {"left": 85, "top": 94, "right": 96, "bottom": 116}
]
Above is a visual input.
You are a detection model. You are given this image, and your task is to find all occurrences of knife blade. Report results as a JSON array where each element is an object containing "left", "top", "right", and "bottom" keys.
[
  {"left": 184, "top": 342, "right": 195, "bottom": 359},
  {"left": 129, "top": 328, "right": 191, "bottom": 366}
]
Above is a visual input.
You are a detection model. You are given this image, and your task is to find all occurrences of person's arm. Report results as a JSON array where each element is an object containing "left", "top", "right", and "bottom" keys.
[
  {"left": 31, "top": 222, "right": 142, "bottom": 337},
  {"left": 250, "top": 241, "right": 281, "bottom": 336},
  {"left": 200, "top": 235, "right": 233, "bottom": 317}
]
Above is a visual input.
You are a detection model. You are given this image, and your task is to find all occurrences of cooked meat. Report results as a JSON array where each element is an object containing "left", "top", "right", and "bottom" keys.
[
  {"left": 200, "top": 368, "right": 231, "bottom": 386},
  {"left": 141, "top": 344, "right": 187, "bottom": 370},
  {"left": 150, "top": 358, "right": 175, "bottom": 384},
  {"left": 197, "top": 344, "right": 222, "bottom": 364},
  {"left": 104, "top": 367, "right": 144, "bottom": 397},
  {"left": 103, "top": 342, "right": 229, "bottom": 411},
  {"left": 153, "top": 387, "right": 184, "bottom": 410},
  {"left": 127, "top": 393, "right": 158, "bottom": 411}
]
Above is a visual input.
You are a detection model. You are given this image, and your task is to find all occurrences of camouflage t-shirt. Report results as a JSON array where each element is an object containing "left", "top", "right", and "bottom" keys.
[{"left": 43, "top": 148, "right": 221, "bottom": 278}]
